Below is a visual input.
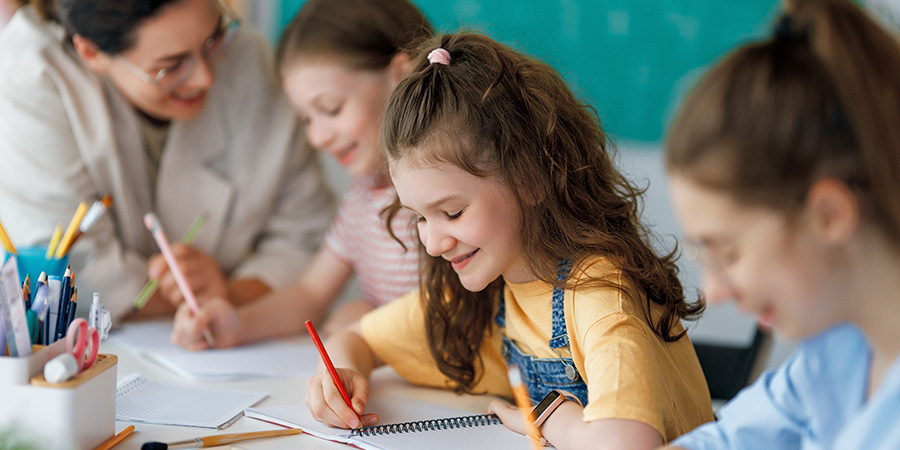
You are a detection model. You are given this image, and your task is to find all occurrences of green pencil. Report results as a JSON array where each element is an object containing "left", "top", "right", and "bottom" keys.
[{"left": 132, "top": 215, "right": 206, "bottom": 310}]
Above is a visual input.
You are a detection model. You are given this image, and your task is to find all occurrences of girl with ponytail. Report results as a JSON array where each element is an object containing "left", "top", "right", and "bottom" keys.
[
  {"left": 306, "top": 32, "right": 713, "bottom": 449},
  {"left": 665, "top": 0, "right": 900, "bottom": 448}
]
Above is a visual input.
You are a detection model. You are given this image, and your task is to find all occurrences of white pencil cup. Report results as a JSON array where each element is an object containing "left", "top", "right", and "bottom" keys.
[{"left": 0, "top": 340, "right": 117, "bottom": 449}]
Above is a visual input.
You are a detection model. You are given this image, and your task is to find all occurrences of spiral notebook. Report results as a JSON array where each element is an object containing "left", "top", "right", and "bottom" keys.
[
  {"left": 244, "top": 394, "right": 537, "bottom": 450},
  {"left": 117, "top": 373, "right": 267, "bottom": 429}
]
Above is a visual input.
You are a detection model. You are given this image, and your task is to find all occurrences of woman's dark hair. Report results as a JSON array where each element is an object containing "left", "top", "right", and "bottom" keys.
[
  {"left": 382, "top": 32, "right": 703, "bottom": 393},
  {"left": 23, "top": 0, "right": 179, "bottom": 54},
  {"left": 275, "top": 0, "right": 433, "bottom": 73},
  {"left": 667, "top": 0, "right": 900, "bottom": 246}
]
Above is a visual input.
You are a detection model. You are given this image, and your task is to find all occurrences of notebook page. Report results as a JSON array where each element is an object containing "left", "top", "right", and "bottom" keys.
[
  {"left": 356, "top": 422, "right": 537, "bottom": 450},
  {"left": 109, "top": 321, "right": 319, "bottom": 381},
  {"left": 116, "top": 373, "right": 267, "bottom": 429},
  {"left": 245, "top": 394, "right": 486, "bottom": 444}
]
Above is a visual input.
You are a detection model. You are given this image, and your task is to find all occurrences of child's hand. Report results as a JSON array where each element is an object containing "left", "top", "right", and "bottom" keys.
[
  {"left": 306, "top": 368, "right": 378, "bottom": 429},
  {"left": 488, "top": 399, "right": 528, "bottom": 436},
  {"left": 170, "top": 298, "right": 240, "bottom": 350}
]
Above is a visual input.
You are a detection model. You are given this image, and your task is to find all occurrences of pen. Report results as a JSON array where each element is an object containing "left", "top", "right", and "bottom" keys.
[
  {"left": 93, "top": 425, "right": 135, "bottom": 450},
  {"left": 132, "top": 215, "right": 206, "bottom": 311},
  {"left": 55, "top": 267, "right": 72, "bottom": 342},
  {"left": 44, "top": 276, "right": 61, "bottom": 345},
  {"left": 55, "top": 201, "right": 88, "bottom": 259},
  {"left": 69, "top": 195, "right": 113, "bottom": 249},
  {"left": 66, "top": 288, "right": 78, "bottom": 328},
  {"left": 0, "top": 216, "right": 16, "bottom": 255},
  {"left": 143, "top": 212, "right": 215, "bottom": 347},
  {"left": 305, "top": 320, "right": 356, "bottom": 416},
  {"left": 508, "top": 366, "right": 542, "bottom": 450},
  {"left": 45, "top": 223, "right": 63, "bottom": 259},
  {"left": 30, "top": 283, "right": 49, "bottom": 313},
  {"left": 31, "top": 283, "right": 49, "bottom": 342}
]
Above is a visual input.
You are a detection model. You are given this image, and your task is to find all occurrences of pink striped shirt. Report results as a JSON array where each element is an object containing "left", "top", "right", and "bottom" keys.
[{"left": 324, "top": 175, "right": 420, "bottom": 307}]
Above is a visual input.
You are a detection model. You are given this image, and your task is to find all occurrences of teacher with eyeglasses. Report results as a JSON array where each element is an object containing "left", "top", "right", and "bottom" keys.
[{"left": 0, "top": 0, "right": 335, "bottom": 322}]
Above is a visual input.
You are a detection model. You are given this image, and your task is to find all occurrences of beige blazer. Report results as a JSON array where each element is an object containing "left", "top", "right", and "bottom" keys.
[{"left": 0, "top": 7, "right": 335, "bottom": 320}]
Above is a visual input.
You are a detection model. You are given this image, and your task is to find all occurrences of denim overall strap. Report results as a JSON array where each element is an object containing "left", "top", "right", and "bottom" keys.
[
  {"left": 494, "top": 260, "right": 588, "bottom": 405},
  {"left": 495, "top": 288, "right": 507, "bottom": 328},
  {"left": 494, "top": 260, "right": 571, "bottom": 331},
  {"left": 548, "top": 259, "right": 572, "bottom": 350}
]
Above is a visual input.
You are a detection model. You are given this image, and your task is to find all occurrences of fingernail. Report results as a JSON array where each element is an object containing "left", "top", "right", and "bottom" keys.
[{"left": 348, "top": 418, "right": 359, "bottom": 428}]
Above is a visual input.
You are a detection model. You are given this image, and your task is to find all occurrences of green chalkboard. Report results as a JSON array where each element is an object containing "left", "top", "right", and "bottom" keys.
[{"left": 277, "top": 0, "right": 781, "bottom": 142}]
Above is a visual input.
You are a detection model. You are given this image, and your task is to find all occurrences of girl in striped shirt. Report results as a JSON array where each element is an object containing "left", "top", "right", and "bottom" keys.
[{"left": 171, "top": 0, "right": 432, "bottom": 348}]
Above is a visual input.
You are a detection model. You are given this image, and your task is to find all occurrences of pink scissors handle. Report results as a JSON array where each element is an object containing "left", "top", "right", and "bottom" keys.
[{"left": 66, "top": 318, "right": 99, "bottom": 372}]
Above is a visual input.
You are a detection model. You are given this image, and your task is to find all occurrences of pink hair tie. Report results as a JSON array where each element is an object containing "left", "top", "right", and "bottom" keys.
[{"left": 427, "top": 48, "right": 451, "bottom": 66}]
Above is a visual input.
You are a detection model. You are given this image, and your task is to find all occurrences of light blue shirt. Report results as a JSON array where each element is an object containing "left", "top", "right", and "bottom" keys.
[{"left": 673, "top": 323, "right": 900, "bottom": 449}]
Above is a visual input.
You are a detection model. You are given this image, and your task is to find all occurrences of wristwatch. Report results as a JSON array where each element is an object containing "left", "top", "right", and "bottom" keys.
[{"left": 529, "top": 389, "right": 583, "bottom": 446}]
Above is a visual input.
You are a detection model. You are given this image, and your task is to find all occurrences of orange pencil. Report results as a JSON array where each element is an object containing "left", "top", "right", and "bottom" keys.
[
  {"left": 92, "top": 425, "right": 134, "bottom": 450},
  {"left": 508, "top": 366, "right": 542, "bottom": 450}
]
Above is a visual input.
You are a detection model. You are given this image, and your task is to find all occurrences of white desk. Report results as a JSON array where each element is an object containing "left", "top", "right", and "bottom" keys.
[{"left": 103, "top": 339, "right": 498, "bottom": 450}]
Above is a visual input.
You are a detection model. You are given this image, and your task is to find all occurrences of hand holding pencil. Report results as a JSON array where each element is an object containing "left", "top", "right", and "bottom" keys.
[
  {"left": 145, "top": 242, "right": 226, "bottom": 308},
  {"left": 304, "top": 320, "right": 377, "bottom": 429},
  {"left": 143, "top": 213, "right": 215, "bottom": 348},
  {"left": 171, "top": 297, "right": 240, "bottom": 351}
]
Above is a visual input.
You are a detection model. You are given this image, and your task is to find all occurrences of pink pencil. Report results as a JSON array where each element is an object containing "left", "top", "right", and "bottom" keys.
[{"left": 144, "top": 212, "right": 215, "bottom": 348}]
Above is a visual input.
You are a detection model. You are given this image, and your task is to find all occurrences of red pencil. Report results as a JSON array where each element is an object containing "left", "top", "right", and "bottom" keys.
[{"left": 305, "top": 320, "right": 355, "bottom": 414}]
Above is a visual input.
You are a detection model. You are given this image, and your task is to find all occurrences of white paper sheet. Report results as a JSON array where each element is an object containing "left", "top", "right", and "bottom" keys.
[{"left": 109, "top": 321, "right": 319, "bottom": 381}]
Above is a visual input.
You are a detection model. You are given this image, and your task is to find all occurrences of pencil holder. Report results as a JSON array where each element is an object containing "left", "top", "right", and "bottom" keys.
[
  {"left": 12, "top": 246, "right": 69, "bottom": 292},
  {"left": 0, "top": 341, "right": 117, "bottom": 450}
]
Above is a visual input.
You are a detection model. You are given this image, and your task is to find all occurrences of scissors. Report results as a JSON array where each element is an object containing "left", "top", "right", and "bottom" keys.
[{"left": 65, "top": 318, "right": 99, "bottom": 372}]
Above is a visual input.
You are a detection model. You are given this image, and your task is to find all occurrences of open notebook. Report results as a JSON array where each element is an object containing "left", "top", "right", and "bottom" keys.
[
  {"left": 244, "top": 394, "right": 538, "bottom": 450},
  {"left": 116, "top": 373, "right": 267, "bottom": 429},
  {"left": 109, "top": 321, "right": 320, "bottom": 381}
]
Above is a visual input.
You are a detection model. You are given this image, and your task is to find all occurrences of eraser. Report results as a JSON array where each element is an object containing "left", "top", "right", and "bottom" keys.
[{"left": 44, "top": 353, "right": 79, "bottom": 383}]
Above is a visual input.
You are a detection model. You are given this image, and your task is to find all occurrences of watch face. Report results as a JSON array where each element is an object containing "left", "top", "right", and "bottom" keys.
[{"left": 529, "top": 390, "right": 563, "bottom": 422}]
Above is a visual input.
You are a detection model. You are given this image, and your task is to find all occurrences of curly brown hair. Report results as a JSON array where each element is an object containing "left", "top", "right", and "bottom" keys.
[{"left": 382, "top": 32, "right": 704, "bottom": 393}]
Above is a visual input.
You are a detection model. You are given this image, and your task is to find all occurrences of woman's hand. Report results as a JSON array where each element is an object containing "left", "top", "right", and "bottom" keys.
[
  {"left": 148, "top": 243, "right": 228, "bottom": 306},
  {"left": 306, "top": 368, "right": 379, "bottom": 429},
  {"left": 170, "top": 298, "right": 240, "bottom": 351}
]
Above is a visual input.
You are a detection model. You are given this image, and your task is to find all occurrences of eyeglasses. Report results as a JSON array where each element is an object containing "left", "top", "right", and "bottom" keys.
[
  {"left": 683, "top": 210, "right": 786, "bottom": 277},
  {"left": 116, "top": 2, "right": 240, "bottom": 92}
]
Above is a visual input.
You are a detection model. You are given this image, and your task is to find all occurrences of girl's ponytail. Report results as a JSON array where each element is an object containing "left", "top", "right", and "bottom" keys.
[
  {"left": 667, "top": 0, "right": 900, "bottom": 245},
  {"left": 786, "top": 0, "right": 900, "bottom": 244}
]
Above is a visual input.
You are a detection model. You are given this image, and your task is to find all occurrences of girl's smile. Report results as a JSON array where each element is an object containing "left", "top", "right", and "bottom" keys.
[{"left": 391, "top": 160, "right": 533, "bottom": 290}]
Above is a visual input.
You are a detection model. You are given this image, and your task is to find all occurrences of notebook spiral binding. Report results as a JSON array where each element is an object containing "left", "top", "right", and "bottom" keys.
[
  {"left": 350, "top": 413, "right": 502, "bottom": 437},
  {"left": 115, "top": 373, "right": 147, "bottom": 399}
]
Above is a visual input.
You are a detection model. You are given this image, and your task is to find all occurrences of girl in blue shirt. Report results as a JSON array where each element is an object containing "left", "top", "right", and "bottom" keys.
[{"left": 663, "top": 0, "right": 900, "bottom": 448}]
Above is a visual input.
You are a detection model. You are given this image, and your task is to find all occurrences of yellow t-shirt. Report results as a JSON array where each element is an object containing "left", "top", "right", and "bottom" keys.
[{"left": 360, "top": 258, "right": 714, "bottom": 442}]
